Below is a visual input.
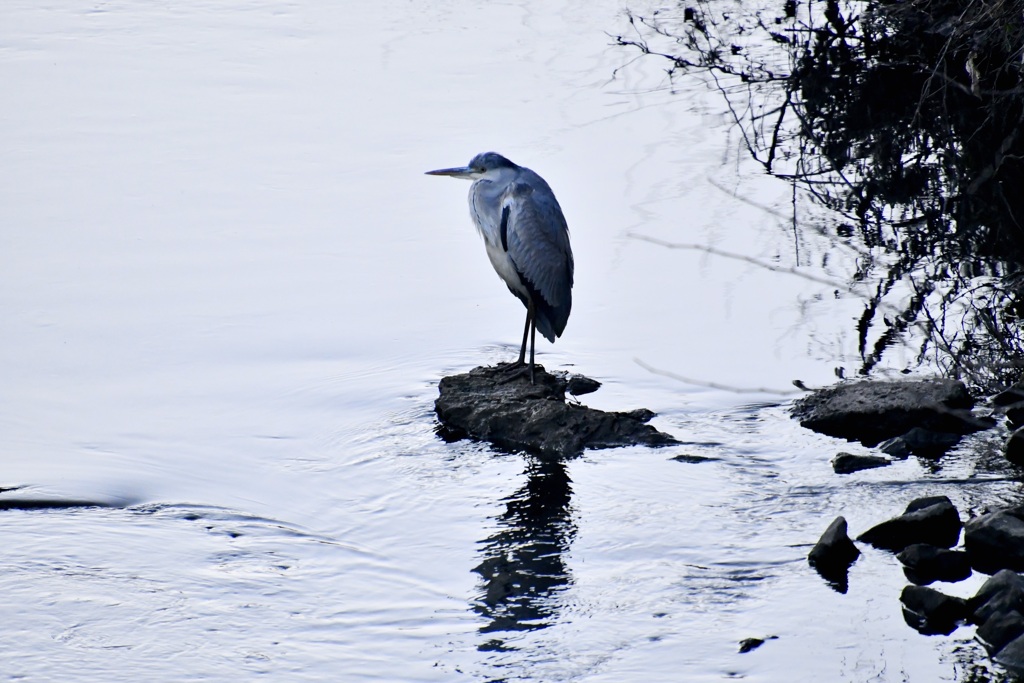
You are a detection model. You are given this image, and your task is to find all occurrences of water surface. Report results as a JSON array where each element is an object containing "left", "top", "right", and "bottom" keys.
[{"left": 2, "top": 1, "right": 1019, "bottom": 680}]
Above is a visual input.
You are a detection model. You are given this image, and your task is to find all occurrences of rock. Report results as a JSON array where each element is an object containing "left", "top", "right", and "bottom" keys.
[
  {"left": 1007, "top": 428, "right": 1024, "bottom": 466},
  {"left": 857, "top": 496, "right": 962, "bottom": 552},
  {"left": 808, "top": 516, "right": 860, "bottom": 591},
  {"left": 965, "top": 506, "right": 1024, "bottom": 574},
  {"left": 670, "top": 453, "right": 714, "bottom": 463},
  {"left": 622, "top": 408, "right": 656, "bottom": 423},
  {"left": 977, "top": 610, "right": 1024, "bottom": 655},
  {"left": 995, "top": 634, "right": 1024, "bottom": 676},
  {"left": 900, "top": 585, "right": 968, "bottom": 635},
  {"left": 896, "top": 544, "right": 971, "bottom": 585},
  {"left": 566, "top": 375, "right": 601, "bottom": 396},
  {"left": 831, "top": 452, "right": 891, "bottom": 474},
  {"left": 878, "top": 427, "right": 962, "bottom": 459},
  {"left": 791, "top": 378, "right": 990, "bottom": 447},
  {"left": 435, "top": 364, "right": 679, "bottom": 459},
  {"left": 1007, "top": 405, "right": 1024, "bottom": 431},
  {"left": 738, "top": 636, "right": 777, "bottom": 653},
  {"left": 994, "top": 382, "right": 1024, "bottom": 406},
  {"left": 969, "top": 570, "right": 1024, "bottom": 624}
]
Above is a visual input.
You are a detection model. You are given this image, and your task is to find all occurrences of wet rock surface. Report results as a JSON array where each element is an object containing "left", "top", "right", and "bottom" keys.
[
  {"left": 857, "top": 496, "right": 962, "bottom": 552},
  {"left": 808, "top": 516, "right": 860, "bottom": 592},
  {"left": 970, "top": 570, "right": 1024, "bottom": 624},
  {"left": 1006, "top": 428, "right": 1024, "bottom": 466},
  {"left": 791, "top": 378, "right": 990, "bottom": 447},
  {"left": 831, "top": 452, "right": 891, "bottom": 474},
  {"left": 965, "top": 506, "right": 1024, "bottom": 574},
  {"left": 813, "top": 493, "right": 1024, "bottom": 676},
  {"left": 878, "top": 427, "right": 963, "bottom": 458},
  {"left": 435, "top": 364, "right": 680, "bottom": 459},
  {"left": 900, "top": 585, "right": 968, "bottom": 635},
  {"left": 897, "top": 544, "right": 971, "bottom": 585},
  {"left": 968, "top": 570, "right": 1024, "bottom": 671}
]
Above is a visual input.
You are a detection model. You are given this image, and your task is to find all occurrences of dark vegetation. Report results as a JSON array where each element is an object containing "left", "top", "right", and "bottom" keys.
[{"left": 616, "top": 0, "right": 1024, "bottom": 393}]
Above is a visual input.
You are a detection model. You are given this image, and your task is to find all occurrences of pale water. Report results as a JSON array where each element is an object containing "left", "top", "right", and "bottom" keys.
[{"left": 1, "top": 1, "right": 1020, "bottom": 680}]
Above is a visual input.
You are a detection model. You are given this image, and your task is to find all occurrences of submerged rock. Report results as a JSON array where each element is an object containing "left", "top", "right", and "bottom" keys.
[
  {"left": 900, "top": 585, "right": 968, "bottom": 635},
  {"left": 858, "top": 496, "right": 962, "bottom": 552},
  {"left": 738, "top": 636, "right": 776, "bottom": 653},
  {"left": 435, "top": 364, "right": 679, "bottom": 459},
  {"left": 878, "top": 427, "right": 962, "bottom": 459},
  {"left": 831, "top": 452, "right": 891, "bottom": 474},
  {"left": 791, "top": 378, "right": 989, "bottom": 447}
]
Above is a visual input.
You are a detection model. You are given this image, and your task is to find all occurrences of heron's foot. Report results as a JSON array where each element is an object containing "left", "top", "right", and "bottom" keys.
[{"left": 496, "top": 362, "right": 532, "bottom": 384}]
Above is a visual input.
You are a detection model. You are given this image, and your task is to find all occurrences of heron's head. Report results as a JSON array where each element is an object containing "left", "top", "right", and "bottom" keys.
[{"left": 425, "top": 152, "right": 518, "bottom": 181}]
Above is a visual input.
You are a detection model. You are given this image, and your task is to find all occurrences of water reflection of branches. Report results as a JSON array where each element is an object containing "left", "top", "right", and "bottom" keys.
[
  {"left": 472, "top": 459, "right": 575, "bottom": 651},
  {"left": 616, "top": 0, "right": 1024, "bottom": 391}
]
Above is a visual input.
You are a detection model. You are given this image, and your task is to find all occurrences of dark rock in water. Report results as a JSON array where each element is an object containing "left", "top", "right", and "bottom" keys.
[
  {"left": 878, "top": 427, "right": 962, "bottom": 459},
  {"left": 994, "top": 382, "right": 1024, "bottom": 406},
  {"left": 1007, "top": 405, "right": 1024, "bottom": 431},
  {"left": 808, "top": 516, "right": 860, "bottom": 592},
  {"left": 858, "top": 496, "right": 961, "bottom": 552},
  {"left": 977, "top": 609, "right": 1024, "bottom": 655},
  {"left": 622, "top": 408, "right": 656, "bottom": 423},
  {"left": 969, "top": 570, "right": 1024, "bottom": 624},
  {"left": 896, "top": 544, "right": 972, "bottom": 585},
  {"left": 900, "top": 585, "right": 968, "bottom": 635},
  {"left": 566, "top": 375, "right": 601, "bottom": 396},
  {"left": 965, "top": 506, "right": 1024, "bottom": 574},
  {"left": 435, "top": 364, "right": 679, "bottom": 459},
  {"left": 831, "top": 452, "right": 891, "bottom": 474},
  {"left": 1006, "top": 428, "right": 1024, "bottom": 466},
  {"left": 995, "top": 634, "right": 1024, "bottom": 676},
  {"left": 0, "top": 497, "right": 117, "bottom": 511},
  {"left": 791, "top": 378, "right": 989, "bottom": 447},
  {"left": 670, "top": 453, "right": 714, "bottom": 464},
  {"left": 738, "top": 636, "right": 776, "bottom": 653}
]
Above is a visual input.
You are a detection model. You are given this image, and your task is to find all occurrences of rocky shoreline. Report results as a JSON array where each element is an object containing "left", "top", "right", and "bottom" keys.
[
  {"left": 435, "top": 366, "right": 1024, "bottom": 674},
  {"left": 796, "top": 376, "right": 1024, "bottom": 674}
]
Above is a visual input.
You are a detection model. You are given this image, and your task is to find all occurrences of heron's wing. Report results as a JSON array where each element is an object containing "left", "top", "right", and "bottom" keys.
[{"left": 502, "top": 180, "right": 574, "bottom": 338}]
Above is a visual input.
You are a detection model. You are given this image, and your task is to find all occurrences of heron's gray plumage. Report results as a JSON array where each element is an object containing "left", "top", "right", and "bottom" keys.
[{"left": 426, "top": 152, "right": 574, "bottom": 381}]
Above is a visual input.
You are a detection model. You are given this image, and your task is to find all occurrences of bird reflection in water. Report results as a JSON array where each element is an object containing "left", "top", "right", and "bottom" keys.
[{"left": 472, "top": 458, "right": 575, "bottom": 651}]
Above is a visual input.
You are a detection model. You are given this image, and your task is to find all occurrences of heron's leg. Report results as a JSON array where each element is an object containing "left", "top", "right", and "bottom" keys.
[
  {"left": 517, "top": 307, "right": 532, "bottom": 365},
  {"left": 529, "top": 316, "right": 537, "bottom": 384}
]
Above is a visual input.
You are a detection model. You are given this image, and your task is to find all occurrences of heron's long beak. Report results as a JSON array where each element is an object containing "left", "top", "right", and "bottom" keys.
[{"left": 425, "top": 166, "right": 475, "bottom": 179}]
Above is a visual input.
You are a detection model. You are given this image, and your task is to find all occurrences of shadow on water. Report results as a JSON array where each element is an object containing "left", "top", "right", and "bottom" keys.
[{"left": 472, "top": 458, "right": 575, "bottom": 652}]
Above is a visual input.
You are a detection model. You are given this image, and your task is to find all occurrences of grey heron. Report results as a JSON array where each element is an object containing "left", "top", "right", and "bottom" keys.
[{"left": 426, "top": 152, "right": 574, "bottom": 383}]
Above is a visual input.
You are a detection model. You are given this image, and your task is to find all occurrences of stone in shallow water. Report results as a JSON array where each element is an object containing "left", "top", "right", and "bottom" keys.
[
  {"left": 896, "top": 543, "right": 972, "bottom": 585},
  {"left": 969, "top": 570, "right": 1024, "bottom": 625},
  {"left": 435, "top": 364, "right": 679, "bottom": 459},
  {"left": 808, "top": 515, "right": 860, "bottom": 593},
  {"left": 831, "top": 452, "right": 891, "bottom": 474},
  {"left": 900, "top": 585, "right": 968, "bottom": 635},
  {"left": 965, "top": 506, "right": 1024, "bottom": 574},
  {"left": 977, "top": 609, "right": 1024, "bottom": 656},
  {"left": 879, "top": 427, "right": 962, "bottom": 458},
  {"left": 857, "top": 496, "right": 962, "bottom": 552},
  {"left": 790, "top": 378, "right": 989, "bottom": 447}
]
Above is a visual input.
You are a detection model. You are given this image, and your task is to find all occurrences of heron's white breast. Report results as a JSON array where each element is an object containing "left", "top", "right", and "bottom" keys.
[{"left": 483, "top": 239, "right": 528, "bottom": 299}]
